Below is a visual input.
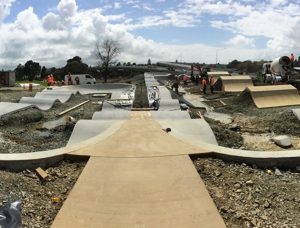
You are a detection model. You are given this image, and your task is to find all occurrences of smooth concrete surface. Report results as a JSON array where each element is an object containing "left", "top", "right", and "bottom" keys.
[
  {"left": 182, "top": 94, "right": 210, "bottom": 110},
  {"left": 151, "top": 110, "right": 191, "bottom": 119},
  {"left": 0, "top": 102, "right": 33, "bottom": 117},
  {"left": 292, "top": 108, "right": 300, "bottom": 121},
  {"left": 35, "top": 91, "right": 73, "bottom": 103},
  {"left": 52, "top": 156, "right": 226, "bottom": 228},
  {"left": 92, "top": 110, "right": 131, "bottom": 120},
  {"left": 158, "top": 86, "right": 173, "bottom": 99},
  {"left": 157, "top": 119, "right": 218, "bottom": 146},
  {"left": 67, "top": 120, "right": 125, "bottom": 147},
  {"left": 19, "top": 97, "right": 59, "bottom": 111},
  {"left": 69, "top": 112, "right": 208, "bottom": 157},
  {"left": 158, "top": 99, "right": 181, "bottom": 111},
  {"left": 1, "top": 111, "right": 300, "bottom": 170},
  {"left": 220, "top": 75, "right": 253, "bottom": 92},
  {"left": 246, "top": 84, "right": 300, "bottom": 108}
]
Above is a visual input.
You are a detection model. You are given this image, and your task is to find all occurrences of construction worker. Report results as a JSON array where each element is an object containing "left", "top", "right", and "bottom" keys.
[
  {"left": 209, "top": 77, "right": 215, "bottom": 94},
  {"left": 201, "top": 77, "right": 207, "bottom": 95},
  {"left": 291, "top": 53, "right": 295, "bottom": 67},
  {"left": 183, "top": 74, "right": 188, "bottom": 86},
  {"left": 67, "top": 72, "right": 73, "bottom": 85},
  {"left": 171, "top": 76, "right": 179, "bottom": 94},
  {"left": 75, "top": 76, "right": 80, "bottom": 85},
  {"left": 47, "top": 75, "right": 52, "bottom": 86},
  {"left": 50, "top": 74, "right": 55, "bottom": 85}
]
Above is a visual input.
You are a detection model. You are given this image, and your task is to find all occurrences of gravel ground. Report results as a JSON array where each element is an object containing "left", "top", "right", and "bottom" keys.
[
  {"left": 0, "top": 91, "right": 101, "bottom": 153},
  {"left": 0, "top": 160, "right": 86, "bottom": 228},
  {"left": 193, "top": 157, "right": 300, "bottom": 228}
]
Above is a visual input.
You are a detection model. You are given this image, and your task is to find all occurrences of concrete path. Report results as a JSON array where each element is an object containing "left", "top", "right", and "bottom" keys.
[
  {"left": 52, "top": 155, "right": 225, "bottom": 228},
  {"left": 52, "top": 111, "right": 225, "bottom": 227}
]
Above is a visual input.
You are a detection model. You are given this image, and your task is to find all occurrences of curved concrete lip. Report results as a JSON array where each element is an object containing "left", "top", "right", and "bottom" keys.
[{"left": 0, "top": 113, "right": 300, "bottom": 168}]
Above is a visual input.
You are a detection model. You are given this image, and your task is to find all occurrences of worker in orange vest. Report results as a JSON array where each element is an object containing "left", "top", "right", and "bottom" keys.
[
  {"left": 47, "top": 75, "right": 52, "bottom": 86},
  {"left": 201, "top": 77, "right": 207, "bottom": 95},
  {"left": 209, "top": 77, "right": 215, "bottom": 94}
]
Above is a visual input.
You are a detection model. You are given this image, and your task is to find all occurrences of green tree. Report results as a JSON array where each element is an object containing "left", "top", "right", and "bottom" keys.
[
  {"left": 64, "top": 56, "right": 88, "bottom": 74},
  {"left": 15, "top": 64, "right": 26, "bottom": 80},
  {"left": 24, "top": 60, "right": 41, "bottom": 81},
  {"left": 40, "top": 66, "right": 47, "bottom": 79}
]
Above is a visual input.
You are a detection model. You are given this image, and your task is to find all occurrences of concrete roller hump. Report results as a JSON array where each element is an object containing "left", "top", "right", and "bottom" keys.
[
  {"left": 245, "top": 84, "right": 300, "bottom": 108},
  {"left": 220, "top": 75, "right": 253, "bottom": 92},
  {"left": 67, "top": 119, "right": 124, "bottom": 147},
  {"left": 158, "top": 99, "right": 181, "bottom": 111},
  {"left": 157, "top": 119, "right": 218, "bottom": 146},
  {"left": 35, "top": 92, "right": 73, "bottom": 103},
  {"left": 92, "top": 110, "right": 131, "bottom": 120},
  {"left": 48, "top": 83, "right": 135, "bottom": 97},
  {"left": 151, "top": 110, "right": 190, "bottom": 119},
  {"left": 19, "top": 97, "right": 60, "bottom": 111},
  {"left": 0, "top": 102, "right": 33, "bottom": 117}
]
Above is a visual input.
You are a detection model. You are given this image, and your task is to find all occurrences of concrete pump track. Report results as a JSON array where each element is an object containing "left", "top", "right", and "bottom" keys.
[{"left": 1, "top": 74, "right": 300, "bottom": 227}]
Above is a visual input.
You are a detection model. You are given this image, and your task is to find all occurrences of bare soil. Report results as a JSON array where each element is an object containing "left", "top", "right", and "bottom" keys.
[
  {"left": 201, "top": 91, "right": 300, "bottom": 150},
  {"left": 0, "top": 160, "right": 86, "bottom": 228},
  {"left": 193, "top": 157, "right": 300, "bottom": 228},
  {"left": 0, "top": 91, "right": 101, "bottom": 153}
]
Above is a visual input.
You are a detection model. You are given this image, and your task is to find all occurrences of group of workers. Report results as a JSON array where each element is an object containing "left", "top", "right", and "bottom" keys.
[
  {"left": 46, "top": 72, "right": 80, "bottom": 86},
  {"left": 171, "top": 71, "right": 215, "bottom": 95}
]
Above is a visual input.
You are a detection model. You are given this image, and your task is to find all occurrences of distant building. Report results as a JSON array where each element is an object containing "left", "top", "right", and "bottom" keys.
[{"left": 0, "top": 71, "right": 16, "bottom": 87}]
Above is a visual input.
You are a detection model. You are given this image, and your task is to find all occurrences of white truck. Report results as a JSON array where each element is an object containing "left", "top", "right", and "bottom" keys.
[{"left": 65, "top": 74, "right": 96, "bottom": 85}]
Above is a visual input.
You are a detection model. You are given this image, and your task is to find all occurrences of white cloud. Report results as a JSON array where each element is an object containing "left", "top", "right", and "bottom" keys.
[
  {"left": 225, "top": 35, "right": 255, "bottom": 47},
  {"left": 114, "top": 2, "right": 121, "bottom": 9},
  {"left": 1, "top": 0, "right": 300, "bottom": 69},
  {"left": 57, "top": 0, "right": 78, "bottom": 18},
  {"left": 0, "top": 0, "right": 15, "bottom": 23}
]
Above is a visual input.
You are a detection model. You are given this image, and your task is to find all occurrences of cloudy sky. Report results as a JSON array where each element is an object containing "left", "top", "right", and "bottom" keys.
[{"left": 1, "top": 0, "right": 300, "bottom": 69}]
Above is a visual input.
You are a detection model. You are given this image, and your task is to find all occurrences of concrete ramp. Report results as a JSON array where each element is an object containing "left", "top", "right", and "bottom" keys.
[
  {"left": 19, "top": 97, "right": 60, "bottom": 111},
  {"left": 157, "top": 119, "right": 218, "bottom": 146},
  {"left": 245, "top": 85, "right": 300, "bottom": 108},
  {"left": 0, "top": 102, "right": 33, "bottom": 117},
  {"left": 158, "top": 99, "right": 181, "bottom": 111},
  {"left": 220, "top": 75, "right": 253, "bottom": 92},
  {"left": 67, "top": 120, "right": 124, "bottom": 146}
]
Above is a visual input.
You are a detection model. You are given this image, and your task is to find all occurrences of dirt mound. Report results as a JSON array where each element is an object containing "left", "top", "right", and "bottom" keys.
[
  {"left": 0, "top": 108, "right": 43, "bottom": 126},
  {"left": 205, "top": 117, "right": 243, "bottom": 148}
]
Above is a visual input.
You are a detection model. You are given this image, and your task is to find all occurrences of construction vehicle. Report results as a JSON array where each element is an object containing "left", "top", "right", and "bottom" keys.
[{"left": 262, "top": 56, "right": 293, "bottom": 83}]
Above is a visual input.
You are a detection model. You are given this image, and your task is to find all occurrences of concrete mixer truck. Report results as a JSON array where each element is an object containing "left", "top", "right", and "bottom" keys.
[{"left": 262, "top": 56, "right": 293, "bottom": 83}]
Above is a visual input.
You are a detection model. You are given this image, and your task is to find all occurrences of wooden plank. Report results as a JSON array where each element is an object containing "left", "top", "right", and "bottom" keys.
[
  {"left": 35, "top": 167, "right": 48, "bottom": 180},
  {"left": 57, "top": 100, "right": 89, "bottom": 116}
]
